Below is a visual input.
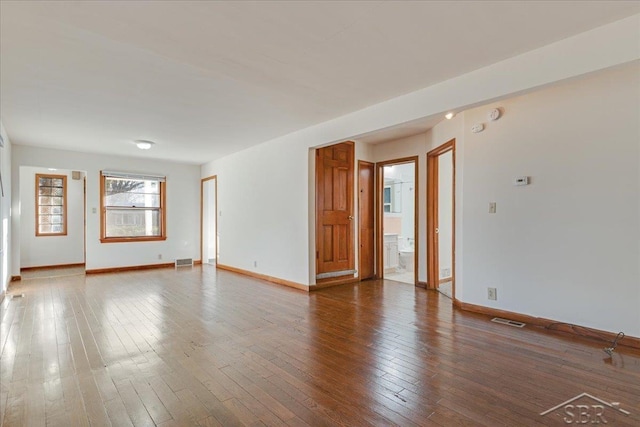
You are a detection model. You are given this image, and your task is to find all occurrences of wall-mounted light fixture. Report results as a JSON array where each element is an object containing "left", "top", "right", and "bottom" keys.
[{"left": 445, "top": 112, "right": 455, "bottom": 120}]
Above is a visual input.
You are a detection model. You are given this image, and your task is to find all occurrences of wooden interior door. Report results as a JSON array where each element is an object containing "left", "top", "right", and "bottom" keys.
[
  {"left": 358, "top": 161, "right": 375, "bottom": 280},
  {"left": 316, "top": 141, "right": 355, "bottom": 279},
  {"left": 427, "top": 139, "right": 455, "bottom": 295},
  {"left": 427, "top": 156, "right": 439, "bottom": 289}
]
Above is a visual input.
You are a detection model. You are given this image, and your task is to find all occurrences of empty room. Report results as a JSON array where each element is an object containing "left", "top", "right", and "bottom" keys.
[{"left": 1, "top": 1, "right": 639, "bottom": 426}]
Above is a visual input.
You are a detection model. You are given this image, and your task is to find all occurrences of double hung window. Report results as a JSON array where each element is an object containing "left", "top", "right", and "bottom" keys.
[{"left": 100, "top": 171, "right": 166, "bottom": 242}]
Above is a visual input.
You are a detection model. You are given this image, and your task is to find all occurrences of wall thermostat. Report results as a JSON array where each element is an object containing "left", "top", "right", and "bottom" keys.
[
  {"left": 488, "top": 108, "right": 501, "bottom": 121},
  {"left": 471, "top": 123, "right": 484, "bottom": 133},
  {"left": 514, "top": 176, "right": 530, "bottom": 186}
]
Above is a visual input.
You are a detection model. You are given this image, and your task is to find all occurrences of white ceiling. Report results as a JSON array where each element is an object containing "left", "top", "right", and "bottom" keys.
[
  {"left": 354, "top": 114, "right": 446, "bottom": 146},
  {"left": 1, "top": 1, "right": 638, "bottom": 164}
]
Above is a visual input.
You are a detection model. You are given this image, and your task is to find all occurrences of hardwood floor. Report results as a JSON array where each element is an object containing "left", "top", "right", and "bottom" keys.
[
  {"left": 20, "top": 266, "right": 85, "bottom": 280},
  {"left": 1, "top": 266, "right": 639, "bottom": 426}
]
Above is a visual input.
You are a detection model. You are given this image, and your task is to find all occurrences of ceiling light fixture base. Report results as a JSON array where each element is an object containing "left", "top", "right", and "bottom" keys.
[{"left": 134, "top": 140, "right": 155, "bottom": 150}]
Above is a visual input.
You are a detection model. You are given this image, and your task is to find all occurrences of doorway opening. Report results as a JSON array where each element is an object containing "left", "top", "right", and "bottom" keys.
[
  {"left": 427, "top": 139, "right": 455, "bottom": 298},
  {"left": 201, "top": 176, "right": 218, "bottom": 265},
  {"left": 377, "top": 157, "right": 418, "bottom": 285},
  {"left": 19, "top": 166, "right": 87, "bottom": 279}
]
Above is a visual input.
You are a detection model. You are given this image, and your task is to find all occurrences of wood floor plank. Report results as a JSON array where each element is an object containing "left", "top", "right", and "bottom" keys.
[
  {"left": 24, "top": 383, "right": 45, "bottom": 427},
  {"left": 148, "top": 376, "right": 195, "bottom": 423},
  {"left": 60, "top": 375, "right": 90, "bottom": 427},
  {"left": 77, "top": 374, "right": 112, "bottom": 427},
  {"left": 1, "top": 266, "right": 639, "bottom": 427},
  {"left": 130, "top": 376, "right": 173, "bottom": 425},
  {"left": 43, "top": 378, "right": 69, "bottom": 427},
  {"left": 93, "top": 368, "right": 120, "bottom": 403},
  {"left": 105, "top": 395, "right": 134, "bottom": 427},
  {"left": 114, "top": 379, "right": 156, "bottom": 427},
  {"left": 174, "top": 388, "right": 211, "bottom": 422}
]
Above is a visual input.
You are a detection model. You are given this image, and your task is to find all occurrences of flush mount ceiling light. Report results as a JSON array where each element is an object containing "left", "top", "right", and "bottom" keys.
[
  {"left": 134, "top": 140, "right": 155, "bottom": 150},
  {"left": 445, "top": 112, "right": 455, "bottom": 120}
]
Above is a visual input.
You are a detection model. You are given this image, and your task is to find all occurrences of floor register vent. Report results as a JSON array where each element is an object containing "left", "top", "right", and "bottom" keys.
[
  {"left": 175, "top": 258, "right": 194, "bottom": 268},
  {"left": 491, "top": 317, "right": 526, "bottom": 328}
]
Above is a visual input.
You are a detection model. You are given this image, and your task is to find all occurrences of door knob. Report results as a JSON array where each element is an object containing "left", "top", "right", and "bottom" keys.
[
  {"left": 348, "top": 215, "right": 354, "bottom": 220},
  {"left": 435, "top": 228, "right": 439, "bottom": 234}
]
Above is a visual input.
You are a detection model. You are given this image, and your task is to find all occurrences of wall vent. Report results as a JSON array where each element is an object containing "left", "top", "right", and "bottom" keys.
[
  {"left": 316, "top": 269, "right": 357, "bottom": 280},
  {"left": 72, "top": 171, "right": 82, "bottom": 180},
  {"left": 175, "top": 258, "right": 193, "bottom": 268},
  {"left": 10, "top": 294, "right": 25, "bottom": 299},
  {"left": 491, "top": 317, "right": 526, "bottom": 328}
]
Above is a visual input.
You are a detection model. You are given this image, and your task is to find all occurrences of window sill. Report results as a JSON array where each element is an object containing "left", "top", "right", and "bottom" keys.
[{"left": 100, "top": 236, "right": 167, "bottom": 243}]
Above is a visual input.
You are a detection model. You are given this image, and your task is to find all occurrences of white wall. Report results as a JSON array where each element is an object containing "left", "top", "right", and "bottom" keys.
[
  {"left": 19, "top": 167, "right": 85, "bottom": 268},
  {"left": 12, "top": 146, "right": 200, "bottom": 272},
  {"left": 204, "top": 138, "right": 311, "bottom": 285},
  {"left": 0, "top": 122, "right": 12, "bottom": 291},
  {"left": 459, "top": 63, "right": 640, "bottom": 336}
]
